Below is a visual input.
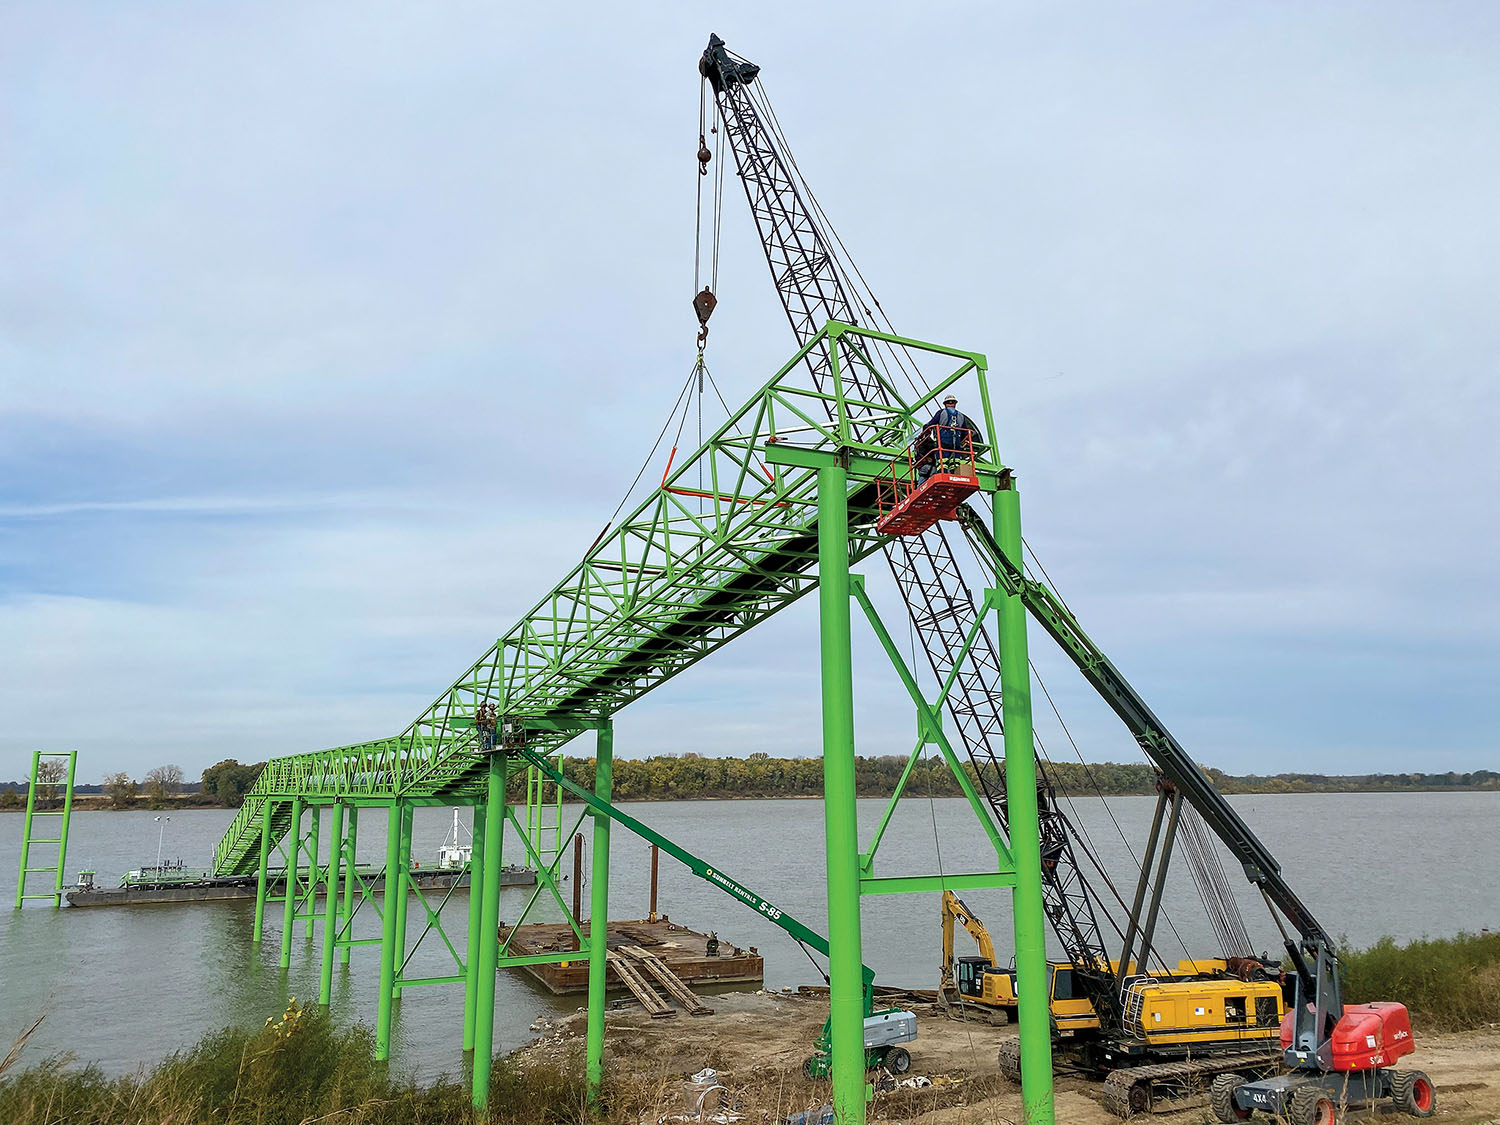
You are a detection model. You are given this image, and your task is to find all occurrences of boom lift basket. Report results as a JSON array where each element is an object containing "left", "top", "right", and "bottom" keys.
[{"left": 875, "top": 424, "right": 981, "bottom": 536}]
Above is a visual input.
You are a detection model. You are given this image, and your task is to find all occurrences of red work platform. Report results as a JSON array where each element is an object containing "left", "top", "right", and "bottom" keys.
[{"left": 875, "top": 470, "right": 981, "bottom": 536}]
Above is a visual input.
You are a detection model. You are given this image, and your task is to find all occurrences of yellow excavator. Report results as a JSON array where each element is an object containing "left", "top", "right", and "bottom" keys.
[
  {"left": 940, "top": 890, "right": 1097, "bottom": 1029},
  {"left": 940, "top": 890, "right": 1285, "bottom": 1051},
  {"left": 940, "top": 889, "right": 1011, "bottom": 1018}
]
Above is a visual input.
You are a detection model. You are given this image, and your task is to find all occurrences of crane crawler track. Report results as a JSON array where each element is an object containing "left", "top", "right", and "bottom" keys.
[{"left": 1098, "top": 1052, "right": 1281, "bottom": 1117}]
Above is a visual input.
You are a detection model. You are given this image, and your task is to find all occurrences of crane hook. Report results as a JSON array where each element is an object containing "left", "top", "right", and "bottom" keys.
[
  {"left": 697, "top": 133, "right": 712, "bottom": 176},
  {"left": 693, "top": 285, "right": 717, "bottom": 350}
]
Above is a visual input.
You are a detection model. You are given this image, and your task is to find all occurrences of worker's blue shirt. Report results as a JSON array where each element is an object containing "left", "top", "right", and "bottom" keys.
[{"left": 928, "top": 408, "right": 975, "bottom": 449}]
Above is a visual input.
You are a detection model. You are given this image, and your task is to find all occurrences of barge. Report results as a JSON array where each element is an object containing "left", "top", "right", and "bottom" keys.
[
  {"left": 497, "top": 917, "right": 763, "bottom": 994},
  {"left": 65, "top": 862, "right": 535, "bottom": 907},
  {"left": 66, "top": 807, "right": 536, "bottom": 907}
]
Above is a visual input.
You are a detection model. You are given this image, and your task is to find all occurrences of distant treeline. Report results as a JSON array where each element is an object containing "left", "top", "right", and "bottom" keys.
[
  {"left": 0, "top": 759, "right": 266, "bottom": 811},
  {"left": 543, "top": 755, "right": 1500, "bottom": 801},
  {"left": 1, "top": 755, "right": 1495, "bottom": 811}
]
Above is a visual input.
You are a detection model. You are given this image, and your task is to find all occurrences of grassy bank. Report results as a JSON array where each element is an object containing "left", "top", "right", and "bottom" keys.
[
  {"left": 0, "top": 1001, "right": 592, "bottom": 1125},
  {"left": 1340, "top": 930, "right": 1500, "bottom": 1032}
]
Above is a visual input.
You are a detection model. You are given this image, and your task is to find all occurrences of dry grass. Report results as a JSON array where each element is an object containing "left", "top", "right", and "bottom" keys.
[
  {"left": 0, "top": 1012, "right": 46, "bottom": 1082},
  {"left": 0, "top": 1001, "right": 471, "bottom": 1125}
]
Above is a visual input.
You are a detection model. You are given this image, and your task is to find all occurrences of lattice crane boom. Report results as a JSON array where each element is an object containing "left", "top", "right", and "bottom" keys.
[{"left": 699, "top": 30, "right": 1124, "bottom": 1025}]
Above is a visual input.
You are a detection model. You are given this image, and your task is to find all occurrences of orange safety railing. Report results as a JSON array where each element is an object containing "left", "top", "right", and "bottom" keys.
[
  {"left": 656, "top": 444, "right": 787, "bottom": 509},
  {"left": 876, "top": 424, "right": 979, "bottom": 526}
]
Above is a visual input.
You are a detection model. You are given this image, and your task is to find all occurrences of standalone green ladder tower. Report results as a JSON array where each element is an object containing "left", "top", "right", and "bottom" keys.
[{"left": 14, "top": 750, "right": 78, "bottom": 909}]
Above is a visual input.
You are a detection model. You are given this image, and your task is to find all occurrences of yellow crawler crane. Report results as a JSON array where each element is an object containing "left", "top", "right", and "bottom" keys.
[
  {"left": 941, "top": 892, "right": 1285, "bottom": 1104},
  {"left": 695, "top": 32, "right": 1432, "bottom": 1121}
]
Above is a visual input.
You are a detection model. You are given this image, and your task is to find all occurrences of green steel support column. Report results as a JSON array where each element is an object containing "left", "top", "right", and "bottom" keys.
[
  {"left": 303, "top": 805, "right": 321, "bottom": 938},
  {"left": 319, "top": 800, "right": 345, "bottom": 1006},
  {"left": 253, "top": 799, "right": 273, "bottom": 942},
  {"left": 391, "top": 804, "right": 413, "bottom": 999},
  {"left": 280, "top": 796, "right": 304, "bottom": 970},
  {"left": 527, "top": 767, "right": 539, "bottom": 856},
  {"left": 471, "top": 755, "right": 508, "bottom": 1111},
  {"left": 462, "top": 803, "right": 488, "bottom": 1052},
  {"left": 537, "top": 767, "right": 546, "bottom": 855},
  {"left": 817, "top": 464, "right": 867, "bottom": 1125},
  {"left": 994, "top": 484, "right": 1056, "bottom": 1125},
  {"left": 13, "top": 751, "right": 40, "bottom": 909},
  {"left": 14, "top": 750, "right": 78, "bottom": 908},
  {"left": 585, "top": 723, "right": 614, "bottom": 1105},
  {"left": 339, "top": 806, "right": 358, "bottom": 965},
  {"left": 376, "top": 801, "right": 403, "bottom": 1060},
  {"left": 54, "top": 752, "right": 76, "bottom": 904},
  {"left": 553, "top": 760, "right": 564, "bottom": 863}
]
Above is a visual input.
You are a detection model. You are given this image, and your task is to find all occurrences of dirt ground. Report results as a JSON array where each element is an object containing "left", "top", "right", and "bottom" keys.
[{"left": 515, "top": 991, "right": 1500, "bottom": 1125}]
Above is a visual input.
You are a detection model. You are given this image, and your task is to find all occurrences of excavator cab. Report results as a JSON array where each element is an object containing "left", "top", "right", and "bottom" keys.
[
  {"left": 955, "top": 955, "right": 991, "bottom": 998},
  {"left": 875, "top": 422, "right": 982, "bottom": 536}
]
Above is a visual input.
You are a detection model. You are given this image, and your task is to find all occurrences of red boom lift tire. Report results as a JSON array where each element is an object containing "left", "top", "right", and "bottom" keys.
[
  {"left": 1290, "top": 1087, "right": 1337, "bottom": 1125},
  {"left": 1391, "top": 1070, "right": 1436, "bottom": 1118}
]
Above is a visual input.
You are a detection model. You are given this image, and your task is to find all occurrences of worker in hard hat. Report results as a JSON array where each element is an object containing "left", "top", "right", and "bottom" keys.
[{"left": 917, "top": 394, "right": 979, "bottom": 483}]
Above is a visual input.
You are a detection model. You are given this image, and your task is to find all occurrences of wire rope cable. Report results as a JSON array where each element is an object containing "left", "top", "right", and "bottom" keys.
[
  {"left": 739, "top": 81, "right": 930, "bottom": 401},
  {"left": 695, "top": 76, "right": 707, "bottom": 297},
  {"left": 1011, "top": 523, "right": 1254, "bottom": 962},
  {"left": 599, "top": 364, "right": 701, "bottom": 540},
  {"left": 715, "top": 45, "right": 1261, "bottom": 986}
]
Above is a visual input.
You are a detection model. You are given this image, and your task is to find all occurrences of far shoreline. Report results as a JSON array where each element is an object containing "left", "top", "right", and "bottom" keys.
[{"left": 5, "top": 785, "right": 1498, "bottom": 815}]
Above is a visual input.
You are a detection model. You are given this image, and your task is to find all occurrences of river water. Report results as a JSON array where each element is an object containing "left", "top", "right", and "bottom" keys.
[{"left": 1, "top": 793, "right": 1496, "bottom": 1080}]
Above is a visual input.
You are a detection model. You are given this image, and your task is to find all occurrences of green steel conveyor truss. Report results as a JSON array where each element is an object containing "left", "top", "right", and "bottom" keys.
[{"left": 212, "top": 322, "right": 1003, "bottom": 878}]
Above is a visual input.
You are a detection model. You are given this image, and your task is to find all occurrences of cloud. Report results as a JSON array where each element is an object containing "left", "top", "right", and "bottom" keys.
[
  {"left": 0, "top": 492, "right": 401, "bottom": 519},
  {"left": 2, "top": 2, "right": 1496, "bottom": 780}
]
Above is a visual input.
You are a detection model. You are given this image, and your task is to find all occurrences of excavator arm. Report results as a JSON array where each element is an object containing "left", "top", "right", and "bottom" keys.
[{"left": 943, "top": 890, "right": 999, "bottom": 966}]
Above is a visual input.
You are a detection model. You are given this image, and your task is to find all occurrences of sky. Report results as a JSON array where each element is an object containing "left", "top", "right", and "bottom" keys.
[{"left": 2, "top": 2, "right": 1496, "bottom": 783}]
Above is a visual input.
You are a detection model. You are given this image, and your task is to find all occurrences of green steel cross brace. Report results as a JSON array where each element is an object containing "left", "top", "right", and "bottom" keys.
[{"left": 848, "top": 572, "right": 1015, "bottom": 889}]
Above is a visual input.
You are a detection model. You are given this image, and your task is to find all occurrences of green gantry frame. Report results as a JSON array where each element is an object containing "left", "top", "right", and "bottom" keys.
[
  {"left": 13, "top": 750, "right": 78, "bottom": 909},
  {"left": 211, "top": 323, "right": 1057, "bottom": 1124}
]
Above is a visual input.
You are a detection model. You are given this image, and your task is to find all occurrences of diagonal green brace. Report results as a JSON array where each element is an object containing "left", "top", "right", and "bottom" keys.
[
  {"left": 861, "top": 733, "right": 928, "bottom": 874},
  {"left": 849, "top": 574, "right": 1012, "bottom": 870},
  {"left": 496, "top": 805, "right": 589, "bottom": 959},
  {"left": 504, "top": 807, "right": 587, "bottom": 948}
]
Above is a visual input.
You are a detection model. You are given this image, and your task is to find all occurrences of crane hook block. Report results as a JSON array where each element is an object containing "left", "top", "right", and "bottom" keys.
[
  {"left": 693, "top": 286, "right": 718, "bottom": 327},
  {"left": 698, "top": 134, "right": 712, "bottom": 175}
]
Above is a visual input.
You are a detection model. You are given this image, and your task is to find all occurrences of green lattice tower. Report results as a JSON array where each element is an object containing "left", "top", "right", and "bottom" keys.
[{"left": 14, "top": 750, "right": 78, "bottom": 909}]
